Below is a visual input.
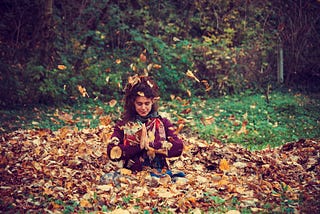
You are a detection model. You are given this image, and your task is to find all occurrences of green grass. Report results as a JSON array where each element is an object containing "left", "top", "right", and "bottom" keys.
[
  {"left": 162, "top": 90, "right": 320, "bottom": 149},
  {"left": 1, "top": 90, "right": 319, "bottom": 149}
]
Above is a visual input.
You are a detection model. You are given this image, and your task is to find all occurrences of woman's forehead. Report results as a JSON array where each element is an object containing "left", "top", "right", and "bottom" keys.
[{"left": 135, "top": 96, "right": 153, "bottom": 102}]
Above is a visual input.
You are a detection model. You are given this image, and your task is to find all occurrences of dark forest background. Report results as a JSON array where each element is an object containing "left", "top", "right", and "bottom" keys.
[{"left": 1, "top": 0, "right": 319, "bottom": 106}]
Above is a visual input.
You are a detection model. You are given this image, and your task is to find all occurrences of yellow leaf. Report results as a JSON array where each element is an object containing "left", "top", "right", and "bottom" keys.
[
  {"left": 186, "top": 70, "right": 200, "bottom": 82},
  {"left": 137, "top": 91, "right": 145, "bottom": 97},
  {"left": 219, "top": 159, "right": 230, "bottom": 171},
  {"left": 115, "top": 59, "right": 121, "bottom": 64}
]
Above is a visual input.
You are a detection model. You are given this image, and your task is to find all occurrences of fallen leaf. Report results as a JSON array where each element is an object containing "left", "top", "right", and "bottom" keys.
[{"left": 219, "top": 159, "right": 230, "bottom": 171}]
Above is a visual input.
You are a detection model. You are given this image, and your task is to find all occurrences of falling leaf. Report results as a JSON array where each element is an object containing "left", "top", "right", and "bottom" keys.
[
  {"left": 219, "top": 159, "right": 230, "bottom": 171},
  {"left": 153, "top": 64, "right": 161, "bottom": 69},
  {"left": 147, "top": 63, "right": 153, "bottom": 72},
  {"left": 115, "top": 59, "right": 121, "bottom": 64},
  {"left": 77, "top": 85, "right": 89, "bottom": 97},
  {"left": 173, "top": 37, "right": 180, "bottom": 42},
  {"left": 186, "top": 70, "right": 200, "bottom": 82},
  {"left": 137, "top": 91, "right": 145, "bottom": 96},
  {"left": 109, "top": 99, "right": 117, "bottom": 107},
  {"left": 201, "top": 80, "right": 212, "bottom": 92},
  {"left": 174, "top": 124, "right": 184, "bottom": 135},
  {"left": 187, "top": 89, "right": 192, "bottom": 97},
  {"left": 130, "top": 63, "right": 137, "bottom": 71},
  {"left": 140, "top": 51, "right": 147, "bottom": 62},
  {"left": 57, "top": 64, "right": 67, "bottom": 70}
]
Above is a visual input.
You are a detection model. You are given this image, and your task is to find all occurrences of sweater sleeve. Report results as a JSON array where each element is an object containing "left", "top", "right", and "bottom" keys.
[
  {"left": 107, "top": 121, "right": 143, "bottom": 161},
  {"left": 162, "top": 117, "right": 184, "bottom": 157}
]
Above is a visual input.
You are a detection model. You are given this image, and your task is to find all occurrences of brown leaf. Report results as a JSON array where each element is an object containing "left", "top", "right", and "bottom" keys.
[{"left": 109, "top": 99, "right": 117, "bottom": 107}]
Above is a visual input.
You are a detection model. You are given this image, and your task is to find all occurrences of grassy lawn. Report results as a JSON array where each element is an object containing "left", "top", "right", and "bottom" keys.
[{"left": 1, "top": 90, "right": 319, "bottom": 149}]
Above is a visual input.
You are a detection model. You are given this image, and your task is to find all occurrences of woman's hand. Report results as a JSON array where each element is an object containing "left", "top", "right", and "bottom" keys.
[{"left": 140, "top": 124, "right": 148, "bottom": 150}]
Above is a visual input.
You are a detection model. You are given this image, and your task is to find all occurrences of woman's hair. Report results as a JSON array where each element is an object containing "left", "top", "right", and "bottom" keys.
[{"left": 122, "top": 75, "right": 159, "bottom": 122}]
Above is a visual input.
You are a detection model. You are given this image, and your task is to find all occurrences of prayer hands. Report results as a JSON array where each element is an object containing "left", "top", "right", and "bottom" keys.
[
  {"left": 140, "top": 124, "right": 149, "bottom": 150},
  {"left": 140, "top": 124, "right": 168, "bottom": 158}
]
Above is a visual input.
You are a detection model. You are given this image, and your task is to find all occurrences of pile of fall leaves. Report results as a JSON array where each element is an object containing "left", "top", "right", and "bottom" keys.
[{"left": 0, "top": 120, "right": 319, "bottom": 213}]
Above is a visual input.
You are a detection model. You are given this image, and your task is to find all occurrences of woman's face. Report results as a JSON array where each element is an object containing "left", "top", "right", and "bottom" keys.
[{"left": 134, "top": 96, "right": 153, "bottom": 117}]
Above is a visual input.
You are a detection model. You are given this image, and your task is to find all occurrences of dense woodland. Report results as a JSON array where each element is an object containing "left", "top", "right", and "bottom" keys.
[{"left": 0, "top": 0, "right": 320, "bottom": 106}]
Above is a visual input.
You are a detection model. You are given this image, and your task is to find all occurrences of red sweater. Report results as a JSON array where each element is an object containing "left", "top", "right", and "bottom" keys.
[{"left": 107, "top": 116, "right": 184, "bottom": 171}]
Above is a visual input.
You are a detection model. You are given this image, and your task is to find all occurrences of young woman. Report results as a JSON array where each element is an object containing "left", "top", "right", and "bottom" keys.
[{"left": 107, "top": 75, "right": 184, "bottom": 172}]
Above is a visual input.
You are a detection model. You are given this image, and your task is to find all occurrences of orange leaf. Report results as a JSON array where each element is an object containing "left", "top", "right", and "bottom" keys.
[
  {"left": 80, "top": 199, "right": 92, "bottom": 208},
  {"left": 174, "top": 124, "right": 184, "bottom": 135},
  {"left": 153, "top": 64, "right": 162, "bottom": 69},
  {"left": 100, "top": 115, "right": 112, "bottom": 126},
  {"left": 140, "top": 53, "right": 147, "bottom": 62},
  {"left": 77, "top": 85, "right": 89, "bottom": 97},
  {"left": 119, "top": 168, "right": 132, "bottom": 175},
  {"left": 219, "top": 159, "right": 230, "bottom": 171},
  {"left": 57, "top": 64, "right": 67, "bottom": 70}
]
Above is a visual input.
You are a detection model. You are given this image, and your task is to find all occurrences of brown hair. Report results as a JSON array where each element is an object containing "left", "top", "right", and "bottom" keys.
[{"left": 122, "top": 75, "right": 159, "bottom": 122}]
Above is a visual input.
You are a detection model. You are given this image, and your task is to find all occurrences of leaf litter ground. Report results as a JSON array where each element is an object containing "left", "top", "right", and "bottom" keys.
[{"left": 0, "top": 125, "right": 319, "bottom": 213}]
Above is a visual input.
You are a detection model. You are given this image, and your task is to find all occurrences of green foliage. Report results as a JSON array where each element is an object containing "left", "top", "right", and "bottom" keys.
[{"left": 1, "top": 0, "right": 319, "bottom": 106}]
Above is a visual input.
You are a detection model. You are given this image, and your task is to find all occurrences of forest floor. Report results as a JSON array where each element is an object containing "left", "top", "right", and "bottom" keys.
[
  {"left": 0, "top": 127, "right": 319, "bottom": 213},
  {"left": 0, "top": 91, "right": 319, "bottom": 213}
]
